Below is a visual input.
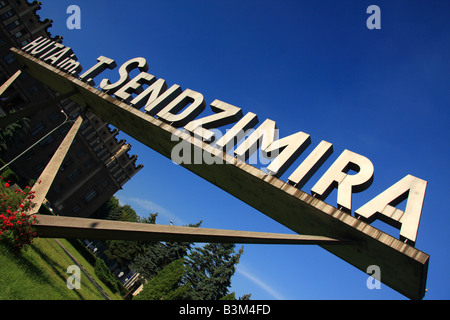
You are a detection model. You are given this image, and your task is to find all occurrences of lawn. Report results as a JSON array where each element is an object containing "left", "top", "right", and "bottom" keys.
[{"left": 0, "top": 238, "right": 123, "bottom": 300}]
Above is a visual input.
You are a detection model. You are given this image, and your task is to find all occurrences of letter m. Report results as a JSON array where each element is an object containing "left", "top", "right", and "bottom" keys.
[{"left": 234, "top": 119, "right": 310, "bottom": 177}]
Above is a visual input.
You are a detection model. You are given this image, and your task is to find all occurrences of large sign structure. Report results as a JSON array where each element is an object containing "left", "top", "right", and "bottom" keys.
[{"left": 9, "top": 37, "right": 430, "bottom": 300}]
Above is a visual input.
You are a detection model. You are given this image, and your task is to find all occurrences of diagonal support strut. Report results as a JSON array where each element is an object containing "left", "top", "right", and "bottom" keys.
[
  {"left": 34, "top": 214, "right": 356, "bottom": 245},
  {"left": 29, "top": 116, "right": 83, "bottom": 215}
]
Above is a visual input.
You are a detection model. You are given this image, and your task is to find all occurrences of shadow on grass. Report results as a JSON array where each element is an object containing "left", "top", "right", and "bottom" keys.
[
  {"left": 0, "top": 241, "right": 83, "bottom": 299},
  {"left": 30, "top": 242, "right": 85, "bottom": 300}
]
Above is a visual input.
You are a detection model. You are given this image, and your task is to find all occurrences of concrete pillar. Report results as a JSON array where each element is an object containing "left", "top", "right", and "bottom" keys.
[{"left": 29, "top": 116, "right": 83, "bottom": 215}]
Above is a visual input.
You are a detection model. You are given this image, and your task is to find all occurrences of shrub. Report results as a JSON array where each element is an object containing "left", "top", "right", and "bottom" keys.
[
  {"left": 134, "top": 259, "right": 190, "bottom": 300},
  {"left": 0, "top": 177, "right": 37, "bottom": 252},
  {"left": 94, "top": 258, "right": 119, "bottom": 293}
]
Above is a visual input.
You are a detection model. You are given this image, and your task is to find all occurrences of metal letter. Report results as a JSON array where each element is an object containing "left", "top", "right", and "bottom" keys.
[
  {"left": 234, "top": 119, "right": 311, "bottom": 177},
  {"left": 21, "top": 36, "right": 48, "bottom": 53},
  {"left": 100, "top": 57, "right": 149, "bottom": 93},
  {"left": 288, "top": 140, "right": 333, "bottom": 189},
  {"left": 43, "top": 46, "right": 73, "bottom": 66},
  {"left": 311, "top": 149, "right": 374, "bottom": 213},
  {"left": 79, "top": 56, "right": 117, "bottom": 86},
  {"left": 184, "top": 99, "right": 243, "bottom": 143},
  {"left": 114, "top": 72, "right": 155, "bottom": 103},
  {"left": 131, "top": 78, "right": 167, "bottom": 110},
  {"left": 264, "top": 131, "right": 311, "bottom": 178},
  {"left": 156, "top": 89, "right": 206, "bottom": 127},
  {"left": 215, "top": 112, "right": 259, "bottom": 153},
  {"left": 144, "top": 84, "right": 182, "bottom": 116},
  {"left": 234, "top": 119, "right": 277, "bottom": 162},
  {"left": 29, "top": 39, "right": 53, "bottom": 56},
  {"left": 355, "top": 174, "right": 427, "bottom": 245}
]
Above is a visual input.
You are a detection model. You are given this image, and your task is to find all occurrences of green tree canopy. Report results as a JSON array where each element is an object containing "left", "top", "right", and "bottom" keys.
[
  {"left": 183, "top": 243, "right": 244, "bottom": 300},
  {"left": 134, "top": 259, "right": 190, "bottom": 300}
]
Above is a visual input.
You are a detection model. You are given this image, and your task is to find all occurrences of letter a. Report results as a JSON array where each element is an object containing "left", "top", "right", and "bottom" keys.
[
  {"left": 355, "top": 174, "right": 427, "bottom": 245},
  {"left": 366, "top": 5, "right": 381, "bottom": 29},
  {"left": 66, "top": 265, "right": 81, "bottom": 289},
  {"left": 366, "top": 265, "right": 381, "bottom": 289},
  {"left": 66, "top": 5, "right": 81, "bottom": 30}
]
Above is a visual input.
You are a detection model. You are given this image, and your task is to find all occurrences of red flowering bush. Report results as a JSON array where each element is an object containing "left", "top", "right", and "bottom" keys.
[{"left": 0, "top": 176, "right": 38, "bottom": 251}]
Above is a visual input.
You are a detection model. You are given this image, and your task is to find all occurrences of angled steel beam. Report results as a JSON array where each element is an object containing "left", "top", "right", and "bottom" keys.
[{"left": 34, "top": 214, "right": 356, "bottom": 245}]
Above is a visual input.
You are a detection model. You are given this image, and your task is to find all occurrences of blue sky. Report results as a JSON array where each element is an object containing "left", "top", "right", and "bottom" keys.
[{"left": 38, "top": 0, "right": 449, "bottom": 299}]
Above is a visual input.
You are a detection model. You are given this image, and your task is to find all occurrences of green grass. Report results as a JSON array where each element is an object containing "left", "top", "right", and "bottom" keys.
[{"left": 0, "top": 238, "right": 123, "bottom": 300}]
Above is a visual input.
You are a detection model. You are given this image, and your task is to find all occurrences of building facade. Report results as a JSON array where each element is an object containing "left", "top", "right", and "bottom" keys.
[{"left": 0, "top": 0, "right": 142, "bottom": 217}]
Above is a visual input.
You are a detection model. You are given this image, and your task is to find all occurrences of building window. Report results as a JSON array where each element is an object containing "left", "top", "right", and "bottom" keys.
[
  {"left": 100, "top": 179, "right": 110, "bottom": 190},
  {"left": 58, "top": 123, "right": 69, "bottom": 135},
  {"left": 48, "top": 111, "right": 61, "bottom": 123},
  {"left": 72, "top": 205, "right": 81, "bottom": 214},
  {"left": 76, "top": 147, "right": 86, "bottom": 158},
  {"left": 67, "top": 169, "right": 81, "bottom": 182},
  {"left": 27, "top": 85, "right": 39, "bottom": 95},
  {"left": 6, "top": 20, "right": 20, "bottom": 30},
  {"left": 3, "top": 53, "right": 16, "bottom": 64},
  {"left": 23, "top": 150, "right": 34, "bottom": 161},
  {"left": 84, "top": 189, "right": 98, "bottom": 203},
  {"left": 33, "top": 162, "right": 45, "bottom": 174},
  {"left": 60, "top": 158, "right": 73, "bottom": 172},
  {"left": 52, "top": 184, "right": 62, "bottom": 194},
  {"left": 0, "top": 1, "right": 7, "bottom": 9},
  {"left": 0, "top": 11, "right": 13, "bottom": 21},
  {"left": 39, "top": 134, "right": 54, "bottom": 148},
  {"left": 83, "top": 159, "right": 94, "bottom": 169},
  {"left": 20, "top": 38, "right": 30, "bottom": 47},
  {"left": 30, "top": 122, "right": 45, "bottom": 136},
  {"left": 14, "top": 29, "right": 25, "bottom": 38},
  {"left": 18, "top": 70, "right": 29, "bottom": 80}
]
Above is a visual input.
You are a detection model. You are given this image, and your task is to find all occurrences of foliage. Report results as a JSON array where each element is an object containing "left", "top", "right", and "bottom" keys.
[
  {"left": 96, "top": 197, "right": 151, "bottom": 267},
  {"left": 104, "top": 239, "right": 144, "bottom": 268},
  {"left": 0, "top": 159, "right": 19, "bottom": 185},
  {"left": 134, "top": 259, "right": 190, "bottom": 300},
  {"left": 66, "top": 238, "right": 97, "bottom": 266},
  {"left": 220, "top": 292, "right": 236, "bottom": 300},
  {"left": 184, "top": 243, "right": 244, "bottom": 300},
  {"left": 130, "top": 220, "right": 202, "bottom": 280},
  {"left": 94, "top": 258, "right": 119, "bottom": 293},
  {"left": 0, "top": 176, "right": 38, "bottom": 252},
  {"left": 0, "top": 118, "right": 30, "bottom": 153},
  {"left": 94, "top": 196, "right": 249, "bottom": 300},
  {"left": 92, "top": 196, "right": 140, "bottom": 222}
]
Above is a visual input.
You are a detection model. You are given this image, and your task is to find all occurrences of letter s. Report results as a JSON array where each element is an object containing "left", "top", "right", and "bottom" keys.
[{"left": 100, "top": 57, "right": 149, "bottom": 93}]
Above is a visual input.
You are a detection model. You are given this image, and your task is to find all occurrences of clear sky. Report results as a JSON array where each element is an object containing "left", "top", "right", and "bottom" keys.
[{"left": 37, "top": 0, "right": 449, "bottom": 300}]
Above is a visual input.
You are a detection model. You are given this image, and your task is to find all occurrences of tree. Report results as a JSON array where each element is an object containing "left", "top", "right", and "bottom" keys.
[
  {"left": 91, "top": 197, "right": 249, "bottom": 300},
  {"left": 94, "top": 197, "right": 154, "bottom": 267},
  {"left": 184, "top": 243, "right": 243, "bottom": 300},
  {"left": 131, "top": 220, "right": 202, "bottom": 280},
  {"left": 134, "top": 259, "right": 190, "bottom": 300},
  {"left": 91, "top": 196, "right": 121, "bottom": 220},
  {"left": 0, "top": 119, "right": 30, "bottom": 153}
]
